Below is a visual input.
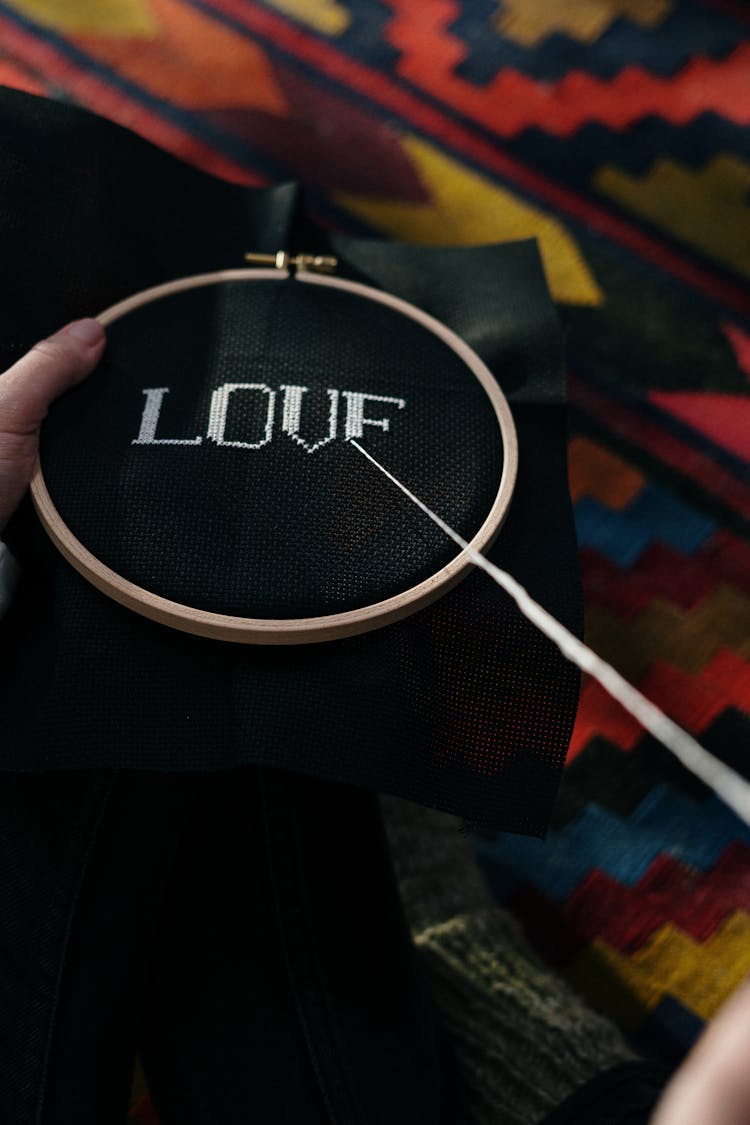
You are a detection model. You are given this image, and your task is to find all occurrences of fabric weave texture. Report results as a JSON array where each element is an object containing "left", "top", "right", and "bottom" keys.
[{"left": 0, "top": 89, "right": 581, "bottom": 839}]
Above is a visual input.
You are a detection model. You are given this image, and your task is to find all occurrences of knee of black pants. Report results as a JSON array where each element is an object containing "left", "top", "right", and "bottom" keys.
[
  {"left": 140, "top": 765, "right": 468, "bottom": 1124},
  {"left": 0, "top": 766, "right": 467, "bottom": 1125},
  {"left": 0, "top": 769, "right": 203, "bottom": 1125}
]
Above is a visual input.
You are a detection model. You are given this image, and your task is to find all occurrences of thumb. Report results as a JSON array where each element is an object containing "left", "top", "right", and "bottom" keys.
[
  {"left": 0, "top": 319, "right": 105, "bottom": 534},
  {"left": 0, "top": 318, "right": 105, "bottom": 432}
]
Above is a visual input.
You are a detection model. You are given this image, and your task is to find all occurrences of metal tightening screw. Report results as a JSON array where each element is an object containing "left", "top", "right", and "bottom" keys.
[{"left": 243, "top": 251, "right": 338, "bottom": 273}]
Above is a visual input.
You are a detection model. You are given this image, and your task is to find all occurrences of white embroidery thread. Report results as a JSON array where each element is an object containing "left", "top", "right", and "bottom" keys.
[
  {"left": 133, "top": 385, "right": 406, "bottom": 451},
  {"left": 280, "top": 385, "right": 339, "bottom": 454},
  {"left": 349, "top": 437, "right": 750, "bottom": 829},
  {"left": 342, "top": 392, "right": 406, "bottom": 441},
  {"left": 206, "top": 383, "right": 276, "bottom": 450},
  {"left": 132, "top": 388, "right": 203, "bottom": 445}
]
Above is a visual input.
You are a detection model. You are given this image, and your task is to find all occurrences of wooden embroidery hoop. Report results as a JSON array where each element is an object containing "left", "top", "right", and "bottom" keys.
[{"left": 30, "top": 256, "right": 519, "bottom": 644}]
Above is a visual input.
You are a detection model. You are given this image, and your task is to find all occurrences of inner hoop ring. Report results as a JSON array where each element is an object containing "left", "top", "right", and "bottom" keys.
[{"left": 30, "top": 267, "right": 519, "bottom": 644}]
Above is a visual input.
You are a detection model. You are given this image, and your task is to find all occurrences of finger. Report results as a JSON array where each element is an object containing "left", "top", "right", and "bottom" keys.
[
  {"left": 651, "top": 977, "right": 750, "bottom": 1125},
  {"left": 0, "top": 319, "right": 105, "bottom": 432}
]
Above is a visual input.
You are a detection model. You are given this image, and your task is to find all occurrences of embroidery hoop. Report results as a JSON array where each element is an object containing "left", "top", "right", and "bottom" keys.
[{"left": 30, "top": 259, "right": 519, "bottom": 644}]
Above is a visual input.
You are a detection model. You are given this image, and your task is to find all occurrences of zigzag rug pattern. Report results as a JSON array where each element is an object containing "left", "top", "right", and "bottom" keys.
[
  {"left": 0, "top": 0, "right": 747, "bottom": 1111},
  {"left": 486, "top": 423, "right": 750, "bottom": 1065}
]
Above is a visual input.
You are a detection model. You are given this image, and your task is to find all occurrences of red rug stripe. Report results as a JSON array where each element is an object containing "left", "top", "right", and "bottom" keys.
[
  {"left": 568, "top": 648, "right": 750, "bottom": 759},
  {"left": 3, "top": 0, "right": 749, "bottom": 317},
  {"left": 580, "top": 533, "right": 750, "bottom": 618},
  {"left": 722, "top": 321, "right": 750, "bottom": 378},
  {"left": 648, "top": 390, "right": 750, "bottom": 463},
  {"left": 565, "top": 842, "right": 750, "bottom": 953},
  {"left": 569, "top": 374, "right": 750, "bottom": 521},
  {"left": 200, "top": 0, "right": 750, "bottom": 318},
  {"left": 0, "top": 13, "right": 265, "bottom": 188},
  {"left": 387, "top": 12, "right": 750, "bottom": 136}
]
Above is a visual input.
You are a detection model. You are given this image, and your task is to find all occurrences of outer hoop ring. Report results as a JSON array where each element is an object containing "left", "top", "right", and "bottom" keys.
[{"left": 30, "top": 267, "right": 519, "bottom": 644}]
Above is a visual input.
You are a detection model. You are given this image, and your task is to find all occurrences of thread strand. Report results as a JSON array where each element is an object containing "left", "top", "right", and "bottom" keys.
[{"left": 348, "top": 439, "right": 750, "bottom": 828}]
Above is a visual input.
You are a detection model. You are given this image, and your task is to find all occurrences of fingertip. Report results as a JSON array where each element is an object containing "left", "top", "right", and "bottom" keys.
[
  {"left": 59, "top": 318, "right": 106, "bottom": 348},
  {"left": 0, "top": 319, "right": 108, "bottom": 427}
]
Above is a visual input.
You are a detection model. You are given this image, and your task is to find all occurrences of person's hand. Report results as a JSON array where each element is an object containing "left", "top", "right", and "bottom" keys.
[
  {"left": 0, "top": 319, "right": 105, "bottom": 533},
  {"left": 651, "top": 976, "right": 750, "bottom": 1124}
]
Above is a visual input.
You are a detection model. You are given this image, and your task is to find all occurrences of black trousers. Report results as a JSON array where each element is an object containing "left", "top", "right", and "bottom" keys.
[{"left": 0, "top": 766, "right": 467, "bottom": 1124}]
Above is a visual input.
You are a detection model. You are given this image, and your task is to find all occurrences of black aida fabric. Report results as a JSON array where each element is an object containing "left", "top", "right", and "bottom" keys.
[
  {"left": 0, "top": 88, "right": 582, "bottom": 836},
  {"left": 42, "top": 278, "right": 503, "bottom": 618}
]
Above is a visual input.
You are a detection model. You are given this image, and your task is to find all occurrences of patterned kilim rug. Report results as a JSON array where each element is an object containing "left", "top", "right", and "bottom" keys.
[{"left": 1, "top": 0, "right": 749, "bottom": 1119}]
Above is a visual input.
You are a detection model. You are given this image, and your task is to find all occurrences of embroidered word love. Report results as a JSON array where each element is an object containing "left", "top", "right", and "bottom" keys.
[{"left": 132, "top": 384, "right": 407, "bottom": 454}]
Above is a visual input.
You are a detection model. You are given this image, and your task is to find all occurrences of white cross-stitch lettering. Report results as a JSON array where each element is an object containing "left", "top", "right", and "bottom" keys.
[
  {"left": 206, "top": 383, "right": 276, "bottom": 449},
  {"left": 132, "top": 388, "right": 203, "bottom": 445},
  {"left": 280, "top": 384, "right": 339, "bottom": 454},
  {"left": 132, "top": 384, "right": 406, "bottom": 451}
]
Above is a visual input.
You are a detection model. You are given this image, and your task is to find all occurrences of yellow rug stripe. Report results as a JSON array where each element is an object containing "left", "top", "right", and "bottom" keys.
[
  {"left": 3, "top": 0, "right": 158, "bottom": 35},
  {"left": 262, "top": 0, "right": 350, "bottom": 36},
  {"left": 567, "top": 912, "right": 750, "bottom": 1029},
  {"left": 495, "top": 0, "right": 672, "bottom": 47},
  {"left": 585, "top": 584, "right": 750, "bottom": 680},
  {"left": 595, "top": 154, "right": 750, "bottom": 280},
  {"left": 336, "top": 133, "right": 604, "bottom": 307}
]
